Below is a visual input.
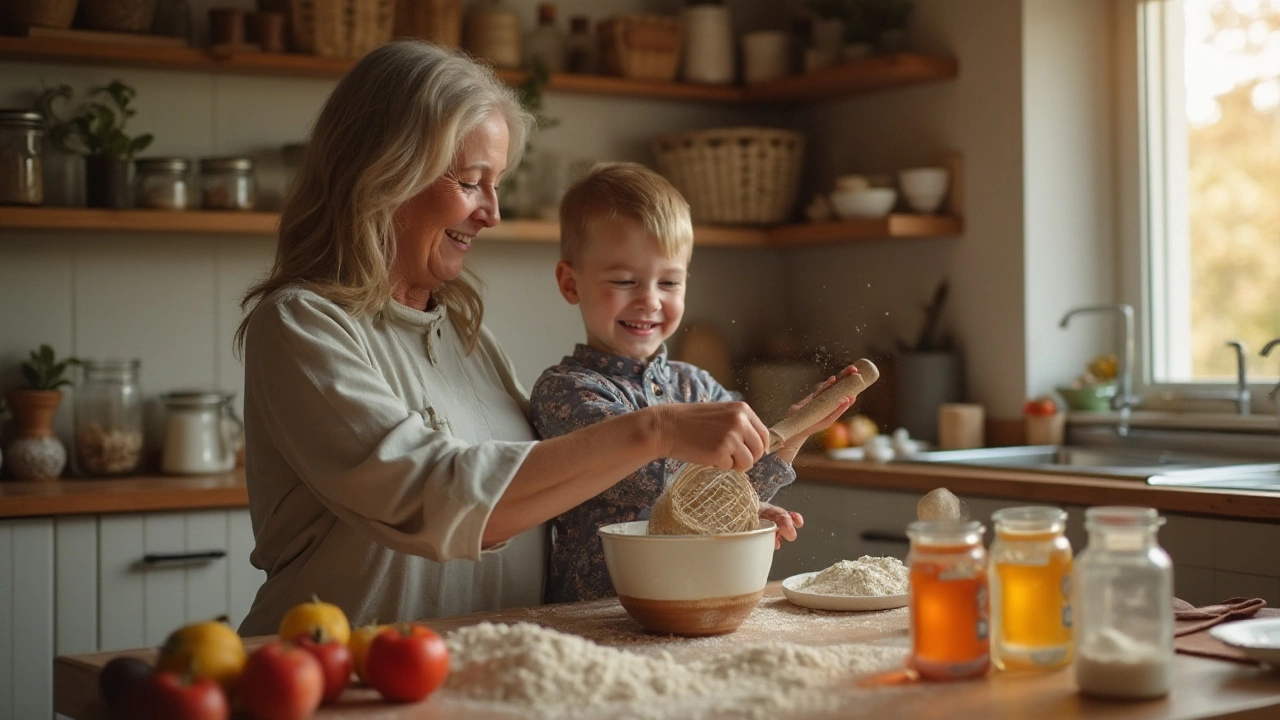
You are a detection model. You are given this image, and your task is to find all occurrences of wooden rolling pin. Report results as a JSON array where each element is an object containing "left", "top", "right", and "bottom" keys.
[{"left": 765, "top": 357, "right": 880, "bottom": 452}]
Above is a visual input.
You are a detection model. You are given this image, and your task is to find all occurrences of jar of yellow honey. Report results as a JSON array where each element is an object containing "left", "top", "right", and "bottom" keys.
[
  {"left": 990, "top": 506, "right": 1073, "bottom": 672},
  {"left": 907, "top": 519, "right": 989, "bottom": 680}
]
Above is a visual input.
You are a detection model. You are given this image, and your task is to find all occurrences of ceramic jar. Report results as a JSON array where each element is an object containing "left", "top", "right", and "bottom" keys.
[
  {"left": 5, "top": 390, "right": 67, "bottom": 481},
  {"left": 466, "top": 0, "right": 521, "bottom": 69},
  {"left": 742, "top": 30, "right": 790, "bottom": 85},
  {"left": 682, "top": 5, "right": 734, "bottom": 84}
]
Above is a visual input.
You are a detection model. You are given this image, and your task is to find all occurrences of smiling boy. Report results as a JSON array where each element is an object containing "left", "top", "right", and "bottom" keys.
[{"left": 529, "top": 162, "right": 853, "bottom": 603}]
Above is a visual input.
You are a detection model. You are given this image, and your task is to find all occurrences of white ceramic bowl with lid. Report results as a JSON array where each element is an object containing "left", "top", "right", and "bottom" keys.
[{"left": 598, "top": 520, "right": 776, "bottom": 636}]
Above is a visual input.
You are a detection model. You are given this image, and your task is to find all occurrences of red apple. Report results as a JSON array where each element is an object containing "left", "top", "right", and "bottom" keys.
[
  {"left": 237, "top": 641, "right": 323, "bottom": 720},
  {"left": 294, "top": 628, "right": 352, "bottom": 704}
]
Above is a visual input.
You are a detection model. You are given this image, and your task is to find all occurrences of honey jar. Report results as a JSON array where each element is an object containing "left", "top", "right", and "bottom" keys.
[
  {"left": 907, "top": 519, "right": 990, "bottom": 680},
  {"left": 990, "top": 506, "right": 1073, "bottom": 672}
]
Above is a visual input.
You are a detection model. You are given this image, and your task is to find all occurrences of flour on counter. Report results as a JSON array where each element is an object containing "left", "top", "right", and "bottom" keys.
[
  {"left": 799, "top": 556, "right": 909, "bottom": 596},
  {"left": 443, "top": 621, "right": 905, "bottom": 719}
]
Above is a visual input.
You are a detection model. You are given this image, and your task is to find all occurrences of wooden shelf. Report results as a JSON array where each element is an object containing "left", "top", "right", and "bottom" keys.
[
  {"left": 0, "top": 35, "right": 956, "bottom": 104},
  {"left": 768, "top": 214, "right": 964, "bottom": 246},
  {"left": 0, "top": 207, "right": 962, "bottom": 247}
]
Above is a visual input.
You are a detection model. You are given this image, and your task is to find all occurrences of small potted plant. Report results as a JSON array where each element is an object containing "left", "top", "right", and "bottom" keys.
[
  {"left": 6, "top": 345, "right": 79, "bottom": 481},
  {"left": 39, "top": 80, "right": 154, "bottom": 208}
]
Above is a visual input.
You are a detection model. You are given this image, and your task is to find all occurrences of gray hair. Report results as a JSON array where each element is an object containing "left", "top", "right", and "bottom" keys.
[{"left": 236, "top": 40, "right": 534, "bottom": 353}]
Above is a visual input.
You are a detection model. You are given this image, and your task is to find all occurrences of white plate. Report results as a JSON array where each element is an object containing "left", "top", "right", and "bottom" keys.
[
  {"left": 1210, "top": 617, "right": 1280, "bottom": 666},
  {"left": 826, "top": 447, "right": 865, "bottom": 461},
  {"left": 781, "top": 571, "right": 909, "bottom": 612}
]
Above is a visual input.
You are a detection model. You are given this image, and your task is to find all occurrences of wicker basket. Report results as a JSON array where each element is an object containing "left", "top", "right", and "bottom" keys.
[
  {"left": 652, "top": 127, "right": 805, "bottom": 225},
  {"left": 290, "top": 0, "right": 395, "bottom": 58},
  {"left": 599, "top": 14, "right": 683, "bottom": 81}
]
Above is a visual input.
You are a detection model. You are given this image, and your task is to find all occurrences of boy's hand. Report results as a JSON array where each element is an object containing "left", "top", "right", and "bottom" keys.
[
  {"left": 759, "top": 501, "right": 804, "bottom": 550},
  {"left": 658, "top": 402, "right": 769, "bottom": 472},
  {"left": 777, "top": 365, "right": 862, "bottom": 457}
]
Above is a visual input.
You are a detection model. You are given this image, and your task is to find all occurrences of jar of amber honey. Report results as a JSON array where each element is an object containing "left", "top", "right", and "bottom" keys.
[
  {"left": 990, "top": 506, "right": 1073, "bottom": 672},
  {"left": 907, "top": 519, "right": 989, "bottom": 680}
]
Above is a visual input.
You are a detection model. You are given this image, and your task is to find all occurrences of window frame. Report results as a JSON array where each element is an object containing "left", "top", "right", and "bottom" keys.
[{"left": 1117, "top": 0, "right": 1279, "bottom": 405}]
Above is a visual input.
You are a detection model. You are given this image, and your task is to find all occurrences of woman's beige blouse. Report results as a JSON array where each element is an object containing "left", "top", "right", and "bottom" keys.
[{"left": 237, "top": 287, "right": 545, "bottom": 635}]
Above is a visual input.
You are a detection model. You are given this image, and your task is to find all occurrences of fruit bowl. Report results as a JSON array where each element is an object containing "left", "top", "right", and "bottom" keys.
[
  {"left": 598, "top": 520, "right": 777, "bottom": 636},
  {"left": 1055, "top": 383, "right": 1117, "bottom": 411}
]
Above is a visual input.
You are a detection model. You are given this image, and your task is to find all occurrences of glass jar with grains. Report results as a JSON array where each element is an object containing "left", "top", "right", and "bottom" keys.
[
  {"left": 135, "top": 157, "right": 192, "bottom": 210},
  {"left": 75, "top": 360, "right": 145, "bottom": 477},
  {"left": 0, "top": 109, "right": 45, "bottom": 206},
  {"left": 200, "top": 156, "right": 256, "bottom": 210}
]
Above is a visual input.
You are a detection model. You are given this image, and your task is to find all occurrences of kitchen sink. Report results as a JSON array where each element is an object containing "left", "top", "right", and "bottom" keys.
[
  {"left": 891, "top": 425, "right": 1280, "bottom": 490},
  {"left": 904, "top": 445, "right": 1236, "bottom": 479}
]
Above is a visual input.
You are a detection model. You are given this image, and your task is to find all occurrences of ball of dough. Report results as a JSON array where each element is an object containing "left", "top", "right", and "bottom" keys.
[{"left": 917, "top": 487, "right": 965, "bottom": 521}]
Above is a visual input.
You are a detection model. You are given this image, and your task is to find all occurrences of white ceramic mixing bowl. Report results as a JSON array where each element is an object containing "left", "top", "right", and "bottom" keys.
[{"left": 598, "top": 519, "right": 777, "bottom": 636}]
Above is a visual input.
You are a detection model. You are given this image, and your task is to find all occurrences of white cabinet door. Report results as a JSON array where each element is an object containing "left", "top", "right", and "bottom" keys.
[
  {"left": 99, "top": 508, "right": 265, "bottom": 651},
  {"left": 0, "top": 518, "right": 55, "bottom": 720}
]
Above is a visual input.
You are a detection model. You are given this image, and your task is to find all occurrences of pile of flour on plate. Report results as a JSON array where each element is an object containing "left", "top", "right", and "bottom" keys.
[
  {"left": 444, "top": 621, "right": 904, "bottom": 719},
  {"left": 799, "top": 555, "right": 909, "bottom": 596}
]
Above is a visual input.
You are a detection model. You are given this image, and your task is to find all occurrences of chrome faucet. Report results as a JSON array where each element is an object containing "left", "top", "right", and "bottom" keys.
[
  {"left": 1263, "top": 339, "right": 1280, "bottom": 426},
  {"left": 1060, "top": 304, "right": 1139, "bottom": 436},
  {"left": 1228, "top": 340, "right": 1252, "bottom": 416}
]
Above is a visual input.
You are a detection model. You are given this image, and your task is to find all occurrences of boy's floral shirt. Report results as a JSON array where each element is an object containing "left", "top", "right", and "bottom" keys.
[{"left": 529, "top": 343, "right": 794, "bottom": 603}]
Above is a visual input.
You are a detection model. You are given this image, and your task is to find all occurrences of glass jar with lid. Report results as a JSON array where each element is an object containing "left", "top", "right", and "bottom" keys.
[
  {"left": 0, "top": 109, "right": 45, "bottom": 206},
  {"left": 74, "top": 359, "right": 145, "bottom": 477},
  {"left": 1073, "top": 506, "right": 1174, "bottom": 700},
  {"left": 990, "top": 506, "right": 1073, "bottom": 672},
  {"left": 200, "top": 156, "right": 256, "bottom": 210},
  {"left": 135, "top": 157, "right": 192, "bottom": 210},
  {"left": 907, "top": 519, "right": 990, "bottom": 681}
]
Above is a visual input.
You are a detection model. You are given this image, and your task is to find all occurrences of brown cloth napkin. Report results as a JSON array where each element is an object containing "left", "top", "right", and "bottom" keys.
[{"left": 1173, "top": 596, "right": 1277, "bottom": 664}]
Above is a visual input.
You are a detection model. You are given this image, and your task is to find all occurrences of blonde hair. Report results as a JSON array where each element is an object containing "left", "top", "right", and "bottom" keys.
[
  {"left": 558, "top": 162, "right": 693, "bottom": 265},
  {"left": 235, "top": 41, "right": 534, "bottom": 354}
]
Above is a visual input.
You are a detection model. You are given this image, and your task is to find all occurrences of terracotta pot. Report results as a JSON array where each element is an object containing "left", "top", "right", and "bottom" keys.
[
  {"left": 6, "top": 390, "right": 67, "bottom": 481},
  {"left": 7, "top": 390, "right": 62, "bottom": 438}
]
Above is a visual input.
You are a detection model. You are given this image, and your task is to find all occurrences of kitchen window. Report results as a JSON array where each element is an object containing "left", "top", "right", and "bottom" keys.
[{"left": 1128, "top": 0, "right": 1280, "bottom": 392}]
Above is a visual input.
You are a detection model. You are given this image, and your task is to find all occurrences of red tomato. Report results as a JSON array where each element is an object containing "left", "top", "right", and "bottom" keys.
[
  {"left": 295, "top": 629, "right": 352, "bottom": 704},
  {"left": 365, "top": 623, "right": 450, "bottom": 703},
  {"left": 1022, "top": 397, "right": 1058, "bottom": 417},
  {"left": 237, "top": 641, "right": 324, "bottom": 720},
  {"left": 129, "top": 670, "right": 228, "bottom": 720}
]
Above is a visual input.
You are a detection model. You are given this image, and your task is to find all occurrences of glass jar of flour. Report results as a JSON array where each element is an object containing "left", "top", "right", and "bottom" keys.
[
  {"left": 1073, "top": 507, "right": 1173, "bottom": 699},
  {"left": 160, "top": 391, "right": 243, "bottom": 474}
]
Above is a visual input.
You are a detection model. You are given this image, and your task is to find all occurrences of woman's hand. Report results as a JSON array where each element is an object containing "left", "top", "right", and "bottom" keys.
[
  {"left": 655, "top": 402, "right": 769, "bottom": 472},
  {"left": 776, "top": 365, "right": 862, "bottom": 460},
  {"left": 759, "top": 501, "right": 804, "bottom": 550}
]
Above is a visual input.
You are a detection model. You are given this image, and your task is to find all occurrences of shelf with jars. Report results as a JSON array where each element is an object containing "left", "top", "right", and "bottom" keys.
[
  {"left": 0, "top": 34, "right": 956, "bottom": 105},
  {"left": 0, "top": 206, "right": 963, "bottom": 247}
]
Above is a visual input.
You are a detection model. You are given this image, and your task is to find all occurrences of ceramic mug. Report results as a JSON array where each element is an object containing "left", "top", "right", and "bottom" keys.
[{"left": 742, "top": 30, "right": 790, "bottom": 85}]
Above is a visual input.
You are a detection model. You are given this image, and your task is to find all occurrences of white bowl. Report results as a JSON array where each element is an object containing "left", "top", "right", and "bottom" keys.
[
  {"left": 898, "top": 167, "right": 949, "bottom": 213},
  {"left": 598, "top": 519, "right": 777, "bottom": 636},
  {"left": 830, "top": 187, "right": 897, "bottom": 219}
]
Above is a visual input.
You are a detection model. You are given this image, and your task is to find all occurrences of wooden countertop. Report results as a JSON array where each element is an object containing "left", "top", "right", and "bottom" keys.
[
  {"left": 54, "top": 583, "right": 1280, "bottom": 719},
  {"left": 795, "top": 454, "right": 1280, "bottom": 521},
  {"left": 4, "top": 454, "right": 1279, "bottom": 521},
  {"left": 0, "top": 469, "right": 247, "bottom": 518}
]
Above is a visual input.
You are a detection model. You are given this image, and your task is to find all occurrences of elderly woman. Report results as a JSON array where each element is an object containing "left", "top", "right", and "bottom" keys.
[{"left": 234, "top": 41, "right": 774, "bottom": 634}]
